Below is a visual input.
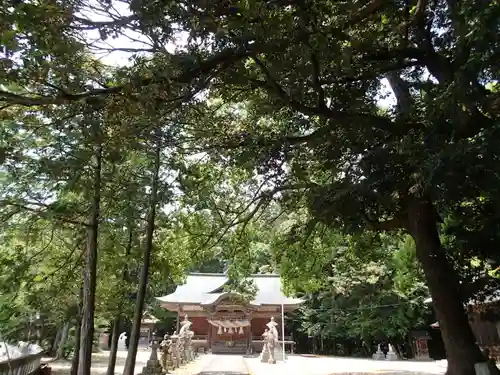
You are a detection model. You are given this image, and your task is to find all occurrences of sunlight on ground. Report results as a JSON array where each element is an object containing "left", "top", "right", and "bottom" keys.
[
  {"left": 43, "top": 351, "right": 453, "bottom": 375},
  {"left": 243, "top": 355, "right": 448, "bottom": 375},
  {"left": 44, "top": 350, "right": 208, "bottom": 375}
]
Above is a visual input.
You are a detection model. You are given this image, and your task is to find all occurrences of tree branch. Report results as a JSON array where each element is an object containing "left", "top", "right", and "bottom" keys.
[
  {"left": 319, "top": 60, "right": 420, "bottom": 85},
  {"left": 362, "top": 213, "right": 404, "bottom": 231},
  {"left": 70, "top": 15, "right": 138, "bottom": 31},
  {"left": 250, "top": 57, "right": 402, "bottom": 134},
  {"left": 309, "top": 47, "right": 327, "bottom": 110},
  {"left": 1, "top": 200, "right": 89, "bottom": 227},
  {"left": 347, "top": 0, "right": 388, "bottom": 25},
  {"left": 0, "top": 43, "right": 261, "bottom": 106},
  {"left": 385, "top": 71, "right": 412, "bottom": 115}
]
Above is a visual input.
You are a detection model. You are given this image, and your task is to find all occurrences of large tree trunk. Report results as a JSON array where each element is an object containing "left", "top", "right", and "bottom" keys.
[
  {"left": 78, "top": 122, "right": 103, "bottom": 375},
  {"left": 406, "top": 199, "right": 496, "bottom": 375},
  {"left": 106, "top": 317, "right": 121, "bottom": 375},
  {"left": 71, "top": 288, "right": 83, "bottom": 375},
  {"left": 71, "top": 319, "right": 82, "bottom": 375},
  {"left": 122, "top": 142, "right": 161, "bottom": 375}
]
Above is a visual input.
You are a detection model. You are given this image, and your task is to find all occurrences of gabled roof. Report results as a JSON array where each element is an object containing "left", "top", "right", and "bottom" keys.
[
  {"left": 156, "top": 273, "right": 304, "bottom": 307},
  {"left": 141, "top": 312, "right": 159, "bottom": 324}
]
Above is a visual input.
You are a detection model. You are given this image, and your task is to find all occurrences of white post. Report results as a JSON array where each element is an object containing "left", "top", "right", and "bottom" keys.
[{"left": 281, "top": 303, "right": 286, "bottom": 362}]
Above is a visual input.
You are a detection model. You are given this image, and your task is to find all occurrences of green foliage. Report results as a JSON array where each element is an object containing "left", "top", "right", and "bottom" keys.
[
  {"left": 0, "top": 77, "right": 198, "bottom": 350},
  {"left": 290, "top": 231, "right": 430, "bottom": 346},
  {"left": 0, "top": 1, "right": 499, "bottom": 368}
]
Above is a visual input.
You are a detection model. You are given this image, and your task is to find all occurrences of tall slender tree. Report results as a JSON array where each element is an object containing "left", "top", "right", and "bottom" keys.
[
  {"left": 123, "top": 131, "right": 161, "bottom": 375},
  {"left": 78, "top": 105, "right": 104, "bottom": 375}
]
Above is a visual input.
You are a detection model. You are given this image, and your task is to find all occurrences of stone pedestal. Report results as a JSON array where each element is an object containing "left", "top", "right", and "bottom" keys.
[
  {"left": 260, "top": 330, "right": 270, "bottom": 363},
  {"left": 267, "top": 344, "right": 276, "bottom": 364},
  {"left": 373, "top": 344, "right": 385, "bottom": 360},
  {"left": 386, "top": 344, "right": 398, "bottom": 361},
  {"left": 259, "top": 318, "right": 283, "bottom": 364},
  {"left": 118, "top": 332, "right": 127, "bottom": 351},
  {"left": 138, "top": 336, "right": 150, "bottom": 350},
  {"left": 178, "top": 336, "right": 185, "bottom": 365},
  {"left": 178, "top": 315, "right": 195, "bottom": 364},
  {"left": 137, "top": 334, "right": 165, "bottom": 375},
  {"left": 185, "top": 331, "right": 194, "bottom": 362},
  {"left": 274, "top": 342, "right": 285, "bottom": 361},
  {"left": 169, "top": 333, "right": 180, "bottom": 368},
  {"left": 160, "top": 335, "right": 173, "bottom": 373},
  {"left": 259, "top": 350, "right": 269, "bottom": 362}
]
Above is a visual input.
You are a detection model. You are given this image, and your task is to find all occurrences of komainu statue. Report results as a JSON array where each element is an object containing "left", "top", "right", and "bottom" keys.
[{"left": 260, "top": 317, "right": 283, "bottom": 364}]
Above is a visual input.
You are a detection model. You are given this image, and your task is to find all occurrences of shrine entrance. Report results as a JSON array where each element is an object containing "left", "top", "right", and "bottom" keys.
[
  {"left": 156, "top": 273, "right": 303, "bottom": 355},
  {"left": 206, "top": 297, "right": 252, "bottom": 354}
]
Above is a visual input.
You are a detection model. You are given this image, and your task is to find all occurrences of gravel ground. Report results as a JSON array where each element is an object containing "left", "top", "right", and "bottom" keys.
[
  {"left": 42, "top": 351, "right": 474, "bottom": 375},
  {"left": 243, "top": 355, "right": 449, "bottom": 375},
  {"left": 43, "top": 349, "right": 208, "bottom": 375},
  {"left": 197, "top": 354, "right": 249, "bottom": 374}
]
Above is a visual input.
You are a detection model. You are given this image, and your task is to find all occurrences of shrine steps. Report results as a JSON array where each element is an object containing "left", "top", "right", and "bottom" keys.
[{"left": 211, "top": 342, "right": 248, "bottom": 355}]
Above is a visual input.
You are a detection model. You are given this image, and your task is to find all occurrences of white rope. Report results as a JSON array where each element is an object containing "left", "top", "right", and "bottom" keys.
[{"left": 208, "top": 319, "right": 250, "bottom": 328}]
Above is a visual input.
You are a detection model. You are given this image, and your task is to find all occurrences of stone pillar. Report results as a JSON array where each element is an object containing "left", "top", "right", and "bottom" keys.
[
  {"left": 160, "top": 335, "right": 173, "bottom": 373},
  {"left": 178, "top": 335, "right": 185, "bottom": 365},
  {"left": 373, "top": 344, "right": 385, "bottom": 360},
  {"left": 185, "top": 331, "right": 194, "bottom": 362},
  {"left": 170, "top": 333, "right": 180, "bottom": 368},
  {"left": 178, "top": 315, "right": 194, "bottom": 363},
  {"left": 261, "top": 317, "right": 280, "bottom": 364},
  {"left": 386, "top": 343, "right": 398, "bottom": 361},
  {"left": 137, "top": 333, "right": 165, "bottom": 375},
  {"left": 260, "top": 330, "right": 271, "bottom": 363}
]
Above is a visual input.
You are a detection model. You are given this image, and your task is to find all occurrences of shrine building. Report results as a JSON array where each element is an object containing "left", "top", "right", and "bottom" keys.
[{"left": 156, "top": 273, "right": 303, "bottom": 354}]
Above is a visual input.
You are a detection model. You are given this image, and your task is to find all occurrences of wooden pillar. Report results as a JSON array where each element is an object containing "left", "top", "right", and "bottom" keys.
[
  {"left": 176, "top": 306, "right": 180, "bottom": 332},
  {"left": 207, "top": 320, "right": 212, "bottom": 353},
  {"left": 247, "top": 318, "right": 253, "bottom": 354}
]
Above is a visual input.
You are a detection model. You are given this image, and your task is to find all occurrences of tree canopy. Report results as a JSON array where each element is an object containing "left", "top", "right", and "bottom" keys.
[{"left": 1, "top": 1, "right": 500, "bottom": 375}]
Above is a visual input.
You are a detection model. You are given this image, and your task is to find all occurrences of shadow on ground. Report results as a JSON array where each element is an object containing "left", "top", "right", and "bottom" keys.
[
  {"left": 48, "top": 353, "right": 131, "bottom": 375},
  {"left": 327, "top": 372, "right": 439, "bottom": 375}
]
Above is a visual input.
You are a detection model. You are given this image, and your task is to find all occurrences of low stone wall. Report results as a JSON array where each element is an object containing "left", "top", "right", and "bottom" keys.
[
  {"left": 0, "top": 352, "right": 44, "bottom": 375},
  {"left": 191, "top": 339, "right": 208, "bottom": 353}
]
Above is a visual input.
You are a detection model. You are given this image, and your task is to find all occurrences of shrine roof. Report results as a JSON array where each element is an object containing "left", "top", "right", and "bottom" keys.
[{"left": 156, "top": 273, "right": 304, "bottom": 307}]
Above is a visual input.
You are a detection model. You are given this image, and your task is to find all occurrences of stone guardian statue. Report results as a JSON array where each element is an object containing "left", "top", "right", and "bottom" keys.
[
  {"left": 259, "top": 329, "right": 271, "bottom": 363},
  {"left": 260, "top": 317, "right": 282, "bottom": 364}
]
